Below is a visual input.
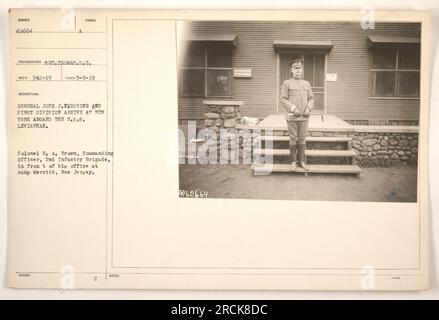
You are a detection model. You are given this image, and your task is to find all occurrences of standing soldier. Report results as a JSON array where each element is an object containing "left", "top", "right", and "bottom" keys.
[{"left": 280, "top": 59, "right": 314, "bottom": 171}]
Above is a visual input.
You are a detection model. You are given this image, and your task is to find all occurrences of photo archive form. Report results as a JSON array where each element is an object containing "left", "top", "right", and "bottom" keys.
[{"left": 7, "top": 8, "right": 431, "bottom": 290}]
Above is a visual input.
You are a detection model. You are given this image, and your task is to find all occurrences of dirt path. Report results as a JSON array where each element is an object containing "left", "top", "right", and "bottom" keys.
[{"left": 179, "top": 164, "right": 418, "bottom": 202}]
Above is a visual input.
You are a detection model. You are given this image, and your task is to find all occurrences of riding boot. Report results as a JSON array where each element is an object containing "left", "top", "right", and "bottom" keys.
[{"left": 298, "top": 143, "right": 308, "bottom": 170}]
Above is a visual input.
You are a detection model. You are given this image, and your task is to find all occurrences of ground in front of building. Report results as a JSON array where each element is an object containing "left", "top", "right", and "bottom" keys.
[{"left": 179, "top": 163, "right": 417, "bottom": 202}]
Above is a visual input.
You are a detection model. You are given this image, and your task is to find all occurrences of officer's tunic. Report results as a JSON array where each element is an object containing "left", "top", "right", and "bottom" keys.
[
  {"left": 280, "top": 78, "right": 314, "bottom": 144},
  {"left": 280, "top": 78, "right": 314, "bottom": 120}
]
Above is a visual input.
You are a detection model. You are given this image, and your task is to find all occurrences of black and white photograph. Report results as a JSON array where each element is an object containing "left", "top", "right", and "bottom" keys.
[
  {"left": 178, "top": 20, "right": 421, "bottom": 202},
  {"left": 3, "top": 6, "right": 434, "bottom": 294}
]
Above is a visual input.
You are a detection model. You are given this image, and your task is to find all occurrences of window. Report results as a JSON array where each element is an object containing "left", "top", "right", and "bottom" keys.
[
  {"left": 370, "top": 44, "right": 420, "bottom": 98},
  {"left": 179, "top": 43, "right": 233, "bottom": 97}
]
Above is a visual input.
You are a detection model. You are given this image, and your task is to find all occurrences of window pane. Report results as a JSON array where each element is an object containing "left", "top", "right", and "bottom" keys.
[
  {"left": 182, "top": 43, "right": 205, "bottom": 67},
  {"left": 181, "top": 69, "right": 204, "bottom": 95},
  {"left": 373, "top": 71, "right": 396, "bottom": 96},
  {"left": 314, "top": 54, "right": 325, "bottom": 87},
  {"left": 303, "top": 53, "right": 324, "bottom": 87},
  {"left": 371, "top": 47, "right": 397, "bottom": 69},
  {"left": 313, "top": 93, "right": 324, "bottom": 111},
  {"left": 398, "top": 45, "right": 420, "bottom": 70},
  {"left": 206, "top": 45, "right": 233, "bottom": 67},
  {"left": 303, "top": 54, "right": 314, "bottom": 84},
  {"left": 207, "top": 69, "right": 232, "bottom": 96},
  {"left": 398, "top": 71, "right": 420, "bottom": 97}
]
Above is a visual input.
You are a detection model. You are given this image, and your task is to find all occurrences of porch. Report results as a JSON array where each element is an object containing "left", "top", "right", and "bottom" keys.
[
  {"left": 235, "top": 114, "right": 418, "bottom": 175},
  {"left": 181, "top": 111, "right": 418, "bottom": 172},
  {"left": 238, "top": 115, "right": 360, "bottom": 176}
]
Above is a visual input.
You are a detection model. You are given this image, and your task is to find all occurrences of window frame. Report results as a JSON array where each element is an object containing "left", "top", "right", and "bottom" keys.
[
  {"left": 369, "top": 44, "right": 420, "bottom": 100},
  {"left": 179, "top": 43, "right": 234, "bottom": 98}
]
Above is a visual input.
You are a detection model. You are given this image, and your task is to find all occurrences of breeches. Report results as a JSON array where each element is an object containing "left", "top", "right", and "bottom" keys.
[{"left": 287, "top": 120, "right": 308, "bottom": 145}]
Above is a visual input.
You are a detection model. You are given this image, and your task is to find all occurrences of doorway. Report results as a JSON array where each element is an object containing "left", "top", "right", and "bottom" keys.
[{"left": 278, "top": 52, "right": 326, "bottom": 113}]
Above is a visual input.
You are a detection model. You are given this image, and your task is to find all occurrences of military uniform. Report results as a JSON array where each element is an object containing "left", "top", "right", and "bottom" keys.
[{"left": 280, "top": 77, "right": 314, "bottom": 168}]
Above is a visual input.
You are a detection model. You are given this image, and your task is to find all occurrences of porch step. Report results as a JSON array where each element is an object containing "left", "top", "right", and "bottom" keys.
[
  {"left": 306, "top": 137, "right": 352, "bottom": 142},
  {"left": 258, "top": 136, "right": 352, "bottom": 143},
  {"left": 252, "top": 163, "right": 362, "bottom": 175},
  {"left": 253, "top": 149, "right": 357, "bottom": 157},
  {"left": 306, "top": 149, "right": 356, "bottom": 157}
]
